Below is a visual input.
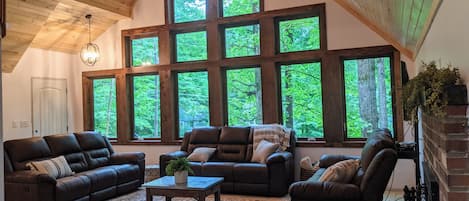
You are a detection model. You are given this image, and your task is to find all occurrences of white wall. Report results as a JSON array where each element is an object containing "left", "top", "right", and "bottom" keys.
[
  {"left": 1, "top": 0, "right": 416, "bottom": 190},
  {"left": 2, "top": 48, "right": 79, "bottom": 141}
]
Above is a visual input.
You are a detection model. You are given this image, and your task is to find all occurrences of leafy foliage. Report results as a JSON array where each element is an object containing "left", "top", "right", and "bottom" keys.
[
  {"left": 132, "top": 37, "right": 159, "bottom": 66},
  {"left": 280, "top": 17, "right": 320, "bottom": 53},
  {"left": 174, "top": 0, "right": 206, "bottom": 23},
  {"left": 223, "top": 0, "right": 259, "bottom": 17},
  {"left": 178, "top": 72, "right": 210, "bottom": 137},
  {"left": 93, "top": 78, "right": 117, "bottom": 138},
  {"left": 177, "top": 31, "right": 207, "bottom": 62},
  {"left": 403, "top": 61, "right": 462, "bottom": 122},
  {"left": 134, "top": 75, "right": 161, "bottom": 138},
  {"left": 165, "top": 157, "right": 194, "bottom": 176},
  {"left": 344, "top": 57, "right": 393, "bottom": 138},
  {"left": 225, "top": 24, "right": 260, "bottom": 58}
]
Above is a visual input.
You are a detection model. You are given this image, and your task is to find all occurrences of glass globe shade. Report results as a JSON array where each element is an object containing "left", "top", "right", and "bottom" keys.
[{"left": 80, "top": 42, "right": 100, "bottom": 66}]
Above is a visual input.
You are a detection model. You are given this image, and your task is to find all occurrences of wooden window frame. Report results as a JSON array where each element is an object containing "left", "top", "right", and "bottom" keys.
[{"left": 82, "top": 2, "right": 403, "bottom": 147}]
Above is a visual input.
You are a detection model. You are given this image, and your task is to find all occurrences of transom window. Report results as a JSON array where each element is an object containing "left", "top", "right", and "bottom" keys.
[{"left": 84, "top": 2, "right": 403, "bottom": 146}]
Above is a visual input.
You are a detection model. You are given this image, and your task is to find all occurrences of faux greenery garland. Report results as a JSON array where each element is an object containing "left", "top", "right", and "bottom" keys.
[{"left": 403, "top": 61, "right": 462, "bottom": 122}]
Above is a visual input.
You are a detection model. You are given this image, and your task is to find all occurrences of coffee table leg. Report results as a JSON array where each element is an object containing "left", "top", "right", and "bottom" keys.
[
  {"left": 197, "top": 193, "right": 205, "bottom": 201},
  {"left": 165, "top": 197, "right": 172, "bottom": 201},
  {"left": 146, "top": 189, "right": 152, "bottom": 201},
  {"left": 214, "top": 189, "right": 221, "bottom": 201}
]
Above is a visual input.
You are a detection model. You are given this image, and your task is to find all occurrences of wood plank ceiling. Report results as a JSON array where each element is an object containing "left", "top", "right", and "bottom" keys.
[
  {"left": 2, "top": 0, "right": 136, "bottom": 73},
  {"left": 334, "top": 0, "right": 442, "bottom": 60}
]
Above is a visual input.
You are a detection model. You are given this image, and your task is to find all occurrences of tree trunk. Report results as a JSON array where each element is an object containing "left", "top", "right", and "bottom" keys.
[
  {"left": 105, "top": 79, "right": 114, "bottom": 136},
  {"left": 376, "top": 58, "right": 388, "bottom": 129},
  {"left": 154, "top": 77, "right": 159, "bottom": 136},
  {"left": 357, "top": 59, "right": 378, "bottom": 137},
  {"left": 284, "top": 67, "right": 294, "bottom": 128}
]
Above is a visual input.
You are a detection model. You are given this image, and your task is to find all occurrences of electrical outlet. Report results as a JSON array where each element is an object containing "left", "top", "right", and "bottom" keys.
[{"left": 20, "top": 121, "right": 30, "bottom": 128}]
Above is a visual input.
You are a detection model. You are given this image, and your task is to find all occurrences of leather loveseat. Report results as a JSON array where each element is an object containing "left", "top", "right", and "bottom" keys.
[
  {"left": 289, "top": 129, "right": 397, "bottom": 201},
  {"left": 160, "top": 126, "right": 296, "bottom": 196},
  {"left": 4, "top": 132, "right": 145, "bottom": 201}
]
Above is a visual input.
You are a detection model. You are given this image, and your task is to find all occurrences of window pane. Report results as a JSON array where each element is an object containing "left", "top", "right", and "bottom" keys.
[
  {"left": 174, "top": 0, "right": 206, "bottom": 23},
  {"left": 178, "top": 72, "right": 209, "bottom": 137},
  {"left": 226, "top": 68, "right": 262, "bottom": 125},
  {"left": 281, "top": 62, "right": 323, "bottom": 139},
  {"left": 133, "top": 75, "right": 161, "bottom": 138},
  {"left": 279, "top": 17, "right": 320, "bottom": 53},
  {"left": 223, "top": 0, "right": 259, "bottom": 17},
  {"left": 344, "top": 57, "right": 393, "bottom": 138},
  {"left": 176, "top": 31, "right": 207, "bottom": 62},
  {"left": 93, "top": 78, "right": 117, "bottom": 138},
  {"left": 132, "top": 37, "right": 159, "bottom": 67},
  {"left": 225, "top": 24, "right": 260, "bottom": 58}
]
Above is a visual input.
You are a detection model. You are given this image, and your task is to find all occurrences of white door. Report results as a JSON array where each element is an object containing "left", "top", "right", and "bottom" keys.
[{"left": 32, "top": 78, "right": 68, "bottom": 137}]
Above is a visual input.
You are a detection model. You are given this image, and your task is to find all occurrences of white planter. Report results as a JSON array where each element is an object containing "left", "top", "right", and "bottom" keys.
[{"left": 174, "top": 170, "right": 188, "bottom": 184}]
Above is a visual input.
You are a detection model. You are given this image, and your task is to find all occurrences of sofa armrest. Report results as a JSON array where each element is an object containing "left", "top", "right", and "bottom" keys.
[
  {"left": 266, "top": 151, "right": 292, "bottom": 165},
  {"left": 159, "top": 151, "right": 188, "bottom": 177},
  {"left": 110, "top": 152, "right": 145, "bottom": 165},
  {"left": 5, "top": 171, "right": 56, "bottom": 185},
  {"left": 289, "top": 181, "right": 360, "bottom": 201},
  {"left": 319, "top": 155, "right": 360, "bottom": 168}
]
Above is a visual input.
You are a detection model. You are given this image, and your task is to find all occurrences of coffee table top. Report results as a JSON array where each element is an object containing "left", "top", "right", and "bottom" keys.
[{"left": 143, "top": 176, "right": 224, "bottom": 190}]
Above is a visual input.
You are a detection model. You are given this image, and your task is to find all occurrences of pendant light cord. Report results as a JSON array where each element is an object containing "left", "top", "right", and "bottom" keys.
[{"left": 86, "top": 14, "right": 92, "bottom": 44}]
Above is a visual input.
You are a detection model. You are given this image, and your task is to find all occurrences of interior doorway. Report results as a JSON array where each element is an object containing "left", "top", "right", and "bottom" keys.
[{"left": 31, "top": 78, "right": 68, "bottom": 137}]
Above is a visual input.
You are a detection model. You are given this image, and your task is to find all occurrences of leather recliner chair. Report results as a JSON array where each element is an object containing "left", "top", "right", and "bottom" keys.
[{"left": 289, "top": 129, "right": 397, "bottom": 201}]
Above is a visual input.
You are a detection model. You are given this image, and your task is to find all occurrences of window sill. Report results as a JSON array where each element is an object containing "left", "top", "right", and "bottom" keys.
[
  {"left": 296, "top": 141, "right": 365, "bottom": 148},
  {"left": 111, "top": 140, "right": 182, "bottom": 146}
]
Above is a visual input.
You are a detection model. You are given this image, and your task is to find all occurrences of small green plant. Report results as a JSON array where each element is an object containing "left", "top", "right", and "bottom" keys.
[
  {"left": 165, "top": 157, "right": 194, "bottom": 176},
  {"left": 403, "top": 61, "right": 463, "bottom": 122}
]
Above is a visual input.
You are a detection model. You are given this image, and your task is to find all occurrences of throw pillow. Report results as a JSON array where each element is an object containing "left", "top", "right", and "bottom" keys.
[
  {"left": 187, "top": 147, "right": 217, "bottom": 162},
  {"left": 318, "top": 159, "right": 360, "bottom": 183},
  {"left": 26, "top": 156, "right": 74, "bottom": 179},
  {"left": 251, "top": 140, "right": 280, "bottom": 164}
]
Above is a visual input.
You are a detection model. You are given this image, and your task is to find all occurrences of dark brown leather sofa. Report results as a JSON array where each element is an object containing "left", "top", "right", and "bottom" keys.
[
  {"left": 4, "top": 132, "right": 145, "bottom": 201},
  {"left": 289, "top": 129, "right": 397, "bottom": 201},
  {"left": 160, "top": 127, "right": 295, "bottom": 196}
]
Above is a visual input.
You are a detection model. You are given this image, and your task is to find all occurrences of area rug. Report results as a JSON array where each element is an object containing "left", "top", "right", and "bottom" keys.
[{"left": 109, "top": 188, "right": 290, "bottom": 201}]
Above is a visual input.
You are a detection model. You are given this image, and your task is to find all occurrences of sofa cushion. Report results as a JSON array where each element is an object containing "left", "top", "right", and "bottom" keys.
[
  {"left": 74, "top": 132, "right": 108, "bottom": 150},
  {"left": 251, "top": 140, "right": 279, "bottom": 164},
  {"left": 44, "top": 134, "right": 82, "bottom": 155},
  {"left": 26, "top": 156, "right": 74, "bottom": 179},
  {"left": 189, "top": 162, "right": 203, "bottom": 175},
  {"left": 105, "top": 164, "right": 140, "bottom": 184},
  {"left": 233, "top": 163, "right": 268, "bottom": 184},
  {"left": 5, "top": 137, "right": 52, "bottom": 170},
  {"left": 190, "top": 127, "right": 220, "bottom": 144},
  {"left": 56, "top": 175, "right": 90, "bottom": 201},
  {"left": 360, "top": 129, "right": 394, "bottom": 170},
  {"left": 202, "top": 162, "right": 235, "bottom": 182},
  {"left": 318, "top": 159, "right": 360, "bottom": 183},
  {"left": 76, "top": 167, "right": 117, "bottom": 192},
  {"left": 187, "top": 147, "right": 216, "bottom": 162},
  {"left": 74, "top": 132, "right": 111, "bottom": 169},
  {"left": 219, "top": 127, "right": 250, "bottom": 144},
  {"left": 216, "top": 144, "right": 247, "bottom": 162},
  {"left": 64, "top": 152, "right": 88, "bottom": 173},
  {"left": 83, "top": 149, "right": 111, "bottom": 169}
]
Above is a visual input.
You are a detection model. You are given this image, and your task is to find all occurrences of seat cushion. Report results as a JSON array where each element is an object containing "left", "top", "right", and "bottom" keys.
[
  {"left": 202, "top": 162, "right": 235, "bottom": 182},
  {"left": 56, "top": 175, "right": 90, "bottom": 201},
  {"left": 105, "top": 164, "right": 140, "bottom": 184},
  {"left": 233, "top": 163, "right": 268, "bottom": 184},
  {"left": 76, "top": 167, "right": 117, "bottom": 192},
  {"left": 189, "top": 162, "right": 202, "bottom": 175}
]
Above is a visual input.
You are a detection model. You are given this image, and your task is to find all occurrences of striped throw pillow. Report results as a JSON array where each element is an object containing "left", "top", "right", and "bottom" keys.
[
  {"left": 26, "top": 156, "right": 74, "bottom": 179},
  {"left": 318, "top": 159, "right": 360, "bottom": 183}
]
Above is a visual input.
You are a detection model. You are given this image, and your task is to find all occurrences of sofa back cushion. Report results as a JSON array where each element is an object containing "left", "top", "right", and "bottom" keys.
[
  {"left": 216, "top": 127, "right": 250, "bottom": 162},
  {"left": 360, "top": 129, "right": 395, "bottom": 171},
  {"left": 187, "top": 127, "right": 220, "bottom": 153},
  {"left": 4, "top": 137, "right": 52, "bottom": 170},
  {"left": 44, "top": 134, "right": 88, "bottom": 172},
  {"left": 74, "top": 132, "right": 111, "bottom": 169}
]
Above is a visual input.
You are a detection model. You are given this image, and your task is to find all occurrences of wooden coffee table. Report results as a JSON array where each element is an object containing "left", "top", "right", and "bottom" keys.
[{"left": 143, "top": 176, "right": 224, "bottom": 201}]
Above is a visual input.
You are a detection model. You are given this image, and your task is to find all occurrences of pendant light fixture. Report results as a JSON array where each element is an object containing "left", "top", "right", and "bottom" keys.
[{"left": 80, "top": 14, "right": 100, "bottom": 66}]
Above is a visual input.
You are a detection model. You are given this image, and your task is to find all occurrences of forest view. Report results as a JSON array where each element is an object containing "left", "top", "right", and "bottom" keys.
[{"left": 92, "top": 0, "right": 394, "bottom": 139}]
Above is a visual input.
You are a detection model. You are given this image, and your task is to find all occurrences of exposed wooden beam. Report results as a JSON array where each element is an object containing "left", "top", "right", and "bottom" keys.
[
  {"left": 334, "top": 0, "right": 415, "bottom": 59},
  {"left": 71, "top": 0, "right": 135, "bottom": 18}
]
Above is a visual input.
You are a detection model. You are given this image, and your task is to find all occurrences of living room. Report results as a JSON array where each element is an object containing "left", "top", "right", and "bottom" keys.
[{"left": 1, "top": 0, "right": 468, "bottom": 201}]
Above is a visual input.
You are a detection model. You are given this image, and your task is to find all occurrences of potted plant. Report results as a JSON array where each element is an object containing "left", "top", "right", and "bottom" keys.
[
  {"left": 403, "top": 61, "right": 467, "bottom": 122},
  {"left": 165, "top": 157, "right": 194, "bottom": 184}
]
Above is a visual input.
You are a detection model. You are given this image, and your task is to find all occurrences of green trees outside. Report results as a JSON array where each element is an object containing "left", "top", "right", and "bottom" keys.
[{"left": 91, "top": 0, "right": 394, "bottom": 139}]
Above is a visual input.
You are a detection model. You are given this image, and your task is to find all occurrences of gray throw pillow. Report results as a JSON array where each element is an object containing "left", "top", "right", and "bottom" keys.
[
  {"left": 251, "top": 140, "right": 280, "bottom": 164},
  {"left": 187, "top": 147, "right": 217, "bottom": 162},
  {"left": 26, "top": 156, "right": 74, "bottom": 179}
]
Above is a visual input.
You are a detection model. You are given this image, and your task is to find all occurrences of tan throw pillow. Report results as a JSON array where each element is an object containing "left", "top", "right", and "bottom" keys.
[
  {"left": 187, "top": 147, "right": 217, "bottom": 162},
  {"left": 26, "top": 156, "right": 74, "bottom": 179},
  {"left": 251, "top": 140, "right": 280, "bottom": 164},
  {"left": 318, "top": 159, "right": 360, "bottom": 183}
]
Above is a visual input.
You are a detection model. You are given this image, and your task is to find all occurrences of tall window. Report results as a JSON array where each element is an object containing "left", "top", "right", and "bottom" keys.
[
  {"left": 226, "top": 67, "right": 262, "bottom": 125},
  {"left": 93, "top": 78, "right": 117, "bottom": 138},
  {"left": 133, "top": 75, "right": 161, "bottom": 138},
  {"left": 344, "top": 57, "right": 394, "bottom": 138},
  {"left": 280, "top": 62, "right": 323, "bottom": 139},
  {"left": 132, "top": 37, "right": 159, "bottom": 66},
  {"left": 178, "top": 71, "right": 209, "bottom": 137}
]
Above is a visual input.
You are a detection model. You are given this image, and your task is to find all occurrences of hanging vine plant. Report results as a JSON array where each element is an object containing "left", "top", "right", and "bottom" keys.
[{"left": 403, "top": 61, "right": 465, "bottom": 122}]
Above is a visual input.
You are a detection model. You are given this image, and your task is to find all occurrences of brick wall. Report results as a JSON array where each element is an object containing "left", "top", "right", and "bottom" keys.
[{"left": 422, "top": 105, "right": 469, "bottom": 201}]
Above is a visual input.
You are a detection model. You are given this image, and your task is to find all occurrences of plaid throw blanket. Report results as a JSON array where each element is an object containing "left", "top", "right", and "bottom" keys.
[{"left": 252, "top": 124, "right": 291, "bottom": 151}]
